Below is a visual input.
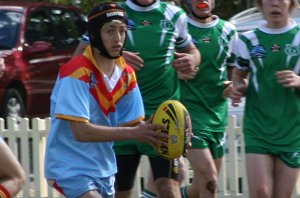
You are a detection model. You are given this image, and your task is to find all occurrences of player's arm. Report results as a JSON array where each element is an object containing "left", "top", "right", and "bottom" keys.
[
  {"left": 122, "top": 51, "right": 144, "bottom": 71},
  {"left": 276, "top": 70, "right": 300, "bottom": 89},
  {"left": 230, "top": 67, "right": 248, "bottom": 107},
  {"left": 0, "top": 139, "right": 26, "bottom": 197},
  {"left": 172, "top": 42, "right": 201, "bottom": 80},
  {"left": 70, "top": 120, "right": 166, "bottom": 147}
]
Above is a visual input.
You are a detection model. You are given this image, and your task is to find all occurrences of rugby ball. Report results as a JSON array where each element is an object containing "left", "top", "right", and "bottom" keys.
[{"left": 152, "top": 100, "right": 192, "bottom": 160}]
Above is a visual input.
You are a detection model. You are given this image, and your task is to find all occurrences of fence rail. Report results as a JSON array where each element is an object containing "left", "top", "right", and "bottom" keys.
[{"left": 1, "top": 116, "right": 300, "bottom": 198}]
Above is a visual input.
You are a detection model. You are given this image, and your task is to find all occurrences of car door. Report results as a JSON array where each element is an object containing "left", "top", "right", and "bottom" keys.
[{"left": 24, "top": 6, "right": 85, "bottom": 117}]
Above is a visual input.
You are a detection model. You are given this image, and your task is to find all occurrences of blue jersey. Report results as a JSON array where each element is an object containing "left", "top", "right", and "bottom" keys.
[{"left": 45, "top": 46, "right": 145, "bottom": 179}]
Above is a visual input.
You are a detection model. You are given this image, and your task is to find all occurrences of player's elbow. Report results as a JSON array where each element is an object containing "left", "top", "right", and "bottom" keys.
[
  {"left": 71, "top": 121, "right": 90, "bottom": 142},
  {"left": 11, "top": 169, "right": 26, "bottom": 196}
]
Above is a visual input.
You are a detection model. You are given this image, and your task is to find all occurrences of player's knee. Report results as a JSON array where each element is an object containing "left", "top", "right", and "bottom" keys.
[
  {"left": 251, "top": 186, "right": 271, "bottom": 198},
  {"left": 177, "top": 164, "right": 187, "bottom": 185},
  {"left": 156, "top": 179, "right": 180, "bottom": 197},
  {"left": 206, "top": 180, "right": 217, "bottom": 194}
]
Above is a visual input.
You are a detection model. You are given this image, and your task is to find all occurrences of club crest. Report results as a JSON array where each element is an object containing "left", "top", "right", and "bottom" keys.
[{"left": 284, "top": 44, "right": 300, "bottom": 57}]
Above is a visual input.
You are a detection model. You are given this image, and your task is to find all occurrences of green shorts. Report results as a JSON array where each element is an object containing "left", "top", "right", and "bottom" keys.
[
  {"left": 114, "top": 140, "right": 158, "bottom": 157},
  {"left": 191, "top": 130, "right": 226, "bottom": 159},
  {"left": 246, "top": 146, "right": 300, "bottom": 168}
]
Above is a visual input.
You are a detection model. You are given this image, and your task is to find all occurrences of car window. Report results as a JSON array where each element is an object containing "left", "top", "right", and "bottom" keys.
[
  {"left": 0, "top": 10, "right": 22, "bottom": 49},
  {"left": 26, "top": 9, "right": 56, "bottom": 46},
  {"left": 25, "top": 7, "right": 86, "bottom": 49},
  {"left": 49, "top": 7, "right": 86, "bottom": 48}
]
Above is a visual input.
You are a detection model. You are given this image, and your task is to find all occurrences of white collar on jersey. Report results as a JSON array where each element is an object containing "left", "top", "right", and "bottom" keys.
[
  {"left": 188, "top": 15, "right": 219, "bottom": 28},
  {"left": 126, "top": 0, "right": 161, "bottom": 12},
  {"left": 102, "top": 64, "right": 123, "bottom": 92},
  {"left": 258, "top": 19, "right": 297, "bottom": 34}
]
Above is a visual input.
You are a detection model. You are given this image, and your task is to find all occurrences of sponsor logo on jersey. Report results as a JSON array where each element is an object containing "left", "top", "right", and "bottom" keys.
[
  {"left": 141, "top": 20, "right": 151, "bottom": 26},
  {"left": 284, "top": 44, "right": 300, "bottom": 57},
  {"left": 202, "top": 36, "right": 211, "bottom": 43},
  {"left": 271, "top": 44, "right": 281, "bottom": 52},
  {"left": 160, "top": 20, "right": 174, "bottom": 31},
  {"left": 90, "top": 72, "right": 98, "bottom": 88},
  {"left": 250, "top": 45, "right": 266, "bottom": 58}
]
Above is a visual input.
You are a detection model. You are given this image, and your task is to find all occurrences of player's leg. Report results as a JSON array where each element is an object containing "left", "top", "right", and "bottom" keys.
[
  {"left": 185, "top": 148, "right": 219, "bottom": 198},
  {"left": 272, "top": 153, "right": 300, "bottom": 198},
  {"left": 246, "top": 153, "right": 274, "bottom": 198},
  {"left": 0, "top": 139, "right": 25, "bottom": 197},
  {"left": 150, "top": 156, "right": 181, "bottom": 198},
  {"left": 181, "top": 131, "right": 225, "bottom": 198},
  {"left": 115, "top": 154, "right": 141, "bottom": 198},
  {"left": 143, "top": 156, "right": 187, "bottom": 198}
]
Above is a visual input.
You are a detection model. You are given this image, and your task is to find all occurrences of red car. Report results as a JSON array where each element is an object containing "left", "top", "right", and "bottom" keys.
[{"left": 0, "top": 1, "right": 86, "bottom": 123}]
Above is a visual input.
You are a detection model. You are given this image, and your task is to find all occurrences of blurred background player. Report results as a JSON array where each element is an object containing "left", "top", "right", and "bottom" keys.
[
  {"left": 0, "top": 136, "right": 25, "bottom": 198},
  {"left": 176, "top": 0, "right": 238, "bottom": 197},
  {"left": 45, "top": 3, "right": 166, "bottom": 198},
  {"left": 0, "top": 57, "right": 25, "bottom": 198},
  {"left": 229, "top": 0, "right": 300, "bottom": 197}
]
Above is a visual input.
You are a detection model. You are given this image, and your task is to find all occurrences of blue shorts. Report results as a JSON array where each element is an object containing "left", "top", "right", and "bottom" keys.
[{"left": 49, "top": 175, "right": 115, "bottom": 198}]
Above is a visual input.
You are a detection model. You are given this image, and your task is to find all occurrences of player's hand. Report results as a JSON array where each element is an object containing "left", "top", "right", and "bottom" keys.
[
  {"left": 172, "top": 52, "right": 199, "bottom": 79},
  {"left": 0, "top": 58, "right": 5, "bottom": 79},
  {"left": 230, "top": 83, "right": 246, "bottom": 107},
  {"left": 276, "top": 70, "right": 300, "bottom": 88},
  {"left": 223, "top": 81, "right": 233, "bottom": 97},
  {"left": 133, "top": 119, "right": 168, "bottom": 147},
  {"left": 123, "top": 51, "right": 144, "bottom": 71}
]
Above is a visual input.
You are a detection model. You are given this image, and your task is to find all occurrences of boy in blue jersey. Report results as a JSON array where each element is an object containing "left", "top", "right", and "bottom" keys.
[
  {"left": 45, "top": 3, "right": 166, "bottom": 198},
  {"left": 0, "top": 136, "right": 25, "bottom": 198},
  {"left": 74, "top": 0, "right": 200, "bottom": 197}
]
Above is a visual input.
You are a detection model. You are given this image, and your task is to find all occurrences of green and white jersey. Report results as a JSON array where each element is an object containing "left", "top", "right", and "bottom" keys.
[
  {"left": 236, "top": 20, "right": 300, "bottom": 151},
  {"left": 180, "top": 16, "right": 238, "bottom": 132},
  {"left": 121, "top": 0, "right": 192, "bottom": 116}
]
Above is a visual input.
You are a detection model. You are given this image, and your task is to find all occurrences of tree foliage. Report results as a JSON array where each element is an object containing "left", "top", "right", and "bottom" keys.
[
  {"left": 28, "top": 0, "right": 254, "bottom": 19},
  {"left": 215, "top": 0, "right": 254, "bottom": 19}
]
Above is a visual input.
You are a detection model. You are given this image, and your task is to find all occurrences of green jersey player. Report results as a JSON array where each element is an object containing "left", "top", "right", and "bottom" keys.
[
  {"left": 113, "top": 0, "right": 200, "bottom": 197},
  {"left": 230, "top": 0, "right": 300, "bottom": 197},
  {"left": 177, "top": 0, "right": 238, "bottom": 197}
]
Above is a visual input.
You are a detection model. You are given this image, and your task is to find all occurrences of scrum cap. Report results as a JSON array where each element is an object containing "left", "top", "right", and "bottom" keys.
[{"left": 87, "top": 2, "right": 128, "bottom": 59}]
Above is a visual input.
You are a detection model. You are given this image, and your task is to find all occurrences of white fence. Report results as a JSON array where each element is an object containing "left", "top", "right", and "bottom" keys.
[{"left": 1, "top": 116, "right": 300, "bottom": 198}]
